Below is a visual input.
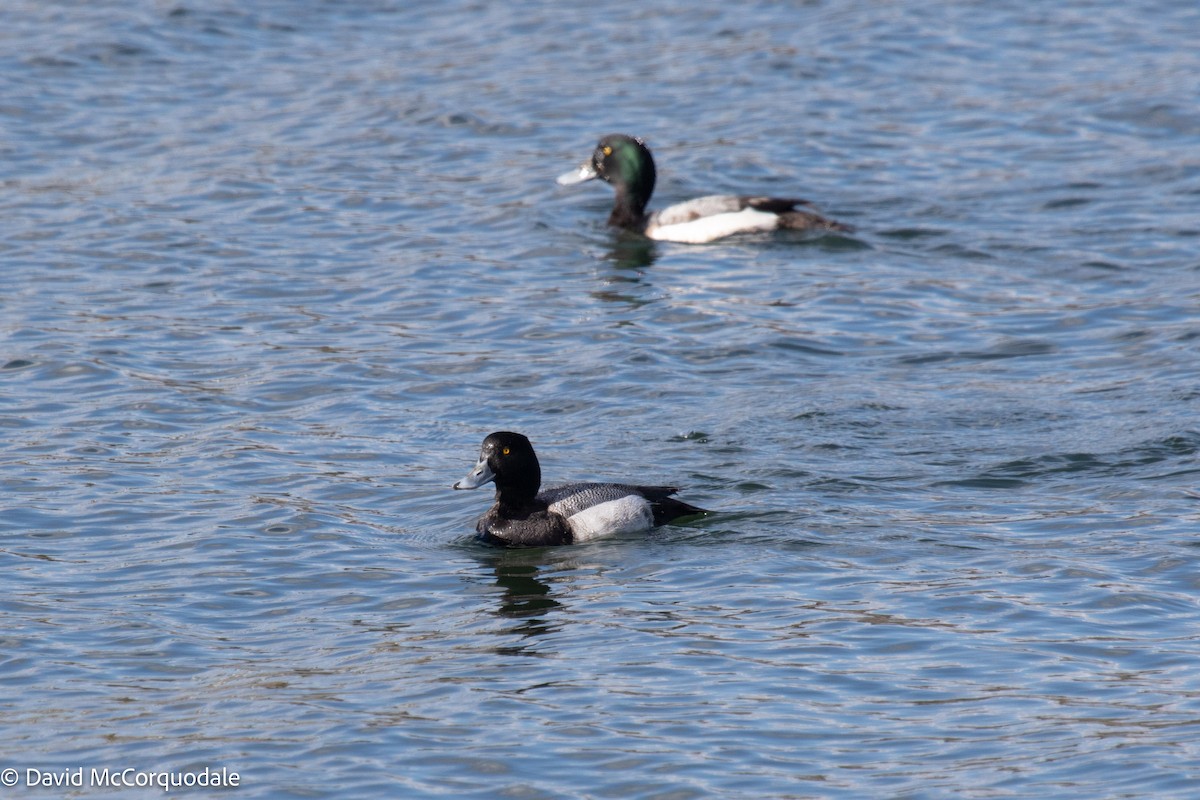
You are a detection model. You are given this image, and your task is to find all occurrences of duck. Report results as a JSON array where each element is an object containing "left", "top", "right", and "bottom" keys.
[
  {"left": 556, "top": 133, "right": 850, "bottom": 244},
  {"left": 452, "top": 431, "right": 708, "bottom": 547}
]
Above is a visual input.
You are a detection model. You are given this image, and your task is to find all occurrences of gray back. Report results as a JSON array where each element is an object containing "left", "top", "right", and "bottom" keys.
[{"left": 538, "top": 482, "right": 642, "bottom": 518}]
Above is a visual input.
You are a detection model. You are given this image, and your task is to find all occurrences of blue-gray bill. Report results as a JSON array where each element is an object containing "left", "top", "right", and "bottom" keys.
[
  {"left": 452, "top": 458, "right": 494, "bottom": 490},
  {"left": 556, "top": 163, "right": 598, "bottom": 186}
]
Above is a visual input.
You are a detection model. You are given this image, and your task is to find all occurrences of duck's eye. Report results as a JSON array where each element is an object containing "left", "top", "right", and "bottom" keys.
[
  {"left": 601, "top": 145, "right": 612, "bottom": 157},
  {"left": 502, "top": 447, "right": 510, "bottom": 455}
]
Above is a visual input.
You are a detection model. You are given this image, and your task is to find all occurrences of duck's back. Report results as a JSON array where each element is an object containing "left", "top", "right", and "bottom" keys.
[
  {"left": 538, "top": 482, "right": 646, "bottom": 516},
  {"left": 651, "top": 195, "right": 814, "bottom": 226},
  {"left": 538, "top": 482, "right": 706, "bottom": 541}
]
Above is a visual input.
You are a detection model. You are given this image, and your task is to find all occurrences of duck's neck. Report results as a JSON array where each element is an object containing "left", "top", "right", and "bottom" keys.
[
  {"left": 494, "top": 470, "right": 540, "bottom": 512},
  {"left": 608, "top": 185, "right": 649, "bottom": 229},
  {"left": 607, "top": 147, "right": 655, "bottom": 230}
]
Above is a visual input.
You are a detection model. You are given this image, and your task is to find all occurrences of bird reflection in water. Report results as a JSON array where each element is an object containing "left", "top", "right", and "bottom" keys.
[{"left": 484, "top": 550, "right": 568, "bottom": 652}]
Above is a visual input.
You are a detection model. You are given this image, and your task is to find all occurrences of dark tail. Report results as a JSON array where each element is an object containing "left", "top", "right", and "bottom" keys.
[
  {"left": 742, "top": 196, "right": 852, "bottom": 233},
  {"left": 777, "top": 209, "right": 853, "bottom": 233},
  {"left": 637, "top": 485, "right": 709, "bottom": 525}
]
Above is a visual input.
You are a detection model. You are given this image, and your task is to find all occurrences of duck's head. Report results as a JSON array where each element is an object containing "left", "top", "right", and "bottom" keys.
[
  {"left": 557, "top": 134, "right": 657, "bottom": 226},
  {"left": 453, "top": 431, "right": 542, "bottom": 503}
]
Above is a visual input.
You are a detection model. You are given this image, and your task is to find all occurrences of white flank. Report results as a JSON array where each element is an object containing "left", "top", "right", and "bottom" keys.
[
  {"left": 647, "top": 207, "right": 779, "bottom": 244},
  {"left": 561, "top": 496, "right": 655, "bottom": 541}
]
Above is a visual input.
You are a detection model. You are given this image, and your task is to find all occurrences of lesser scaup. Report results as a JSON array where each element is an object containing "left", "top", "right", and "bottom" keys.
[
  {"left": 452, "top": 431, "right": 707, "bottom": 547},
  {"left": 557, "top": 133, "right": 850, "bottom": 243}
]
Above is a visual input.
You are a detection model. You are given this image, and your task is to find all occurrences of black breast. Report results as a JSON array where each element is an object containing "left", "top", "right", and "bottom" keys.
[{"left": 477, "top": 505, "right": 573, "bottom": 547}]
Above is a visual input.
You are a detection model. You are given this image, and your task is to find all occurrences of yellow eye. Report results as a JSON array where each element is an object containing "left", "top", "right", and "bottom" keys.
[
  {"left": 502, "top": 447, "right": 510, "bottom": 455},
  {"left": 602, "top": 145, "right": 612, "bottom": 156}
]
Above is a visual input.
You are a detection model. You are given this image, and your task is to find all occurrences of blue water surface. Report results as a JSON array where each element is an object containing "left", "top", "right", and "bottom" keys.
[{"left": 2, "top": 1, "right": 1199, "bottom": 798}]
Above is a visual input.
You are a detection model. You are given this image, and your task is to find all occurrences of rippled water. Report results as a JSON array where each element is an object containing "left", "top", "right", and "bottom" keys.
[{"left": 3, "top": 1, "right": 1199, "bottom": 798}]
